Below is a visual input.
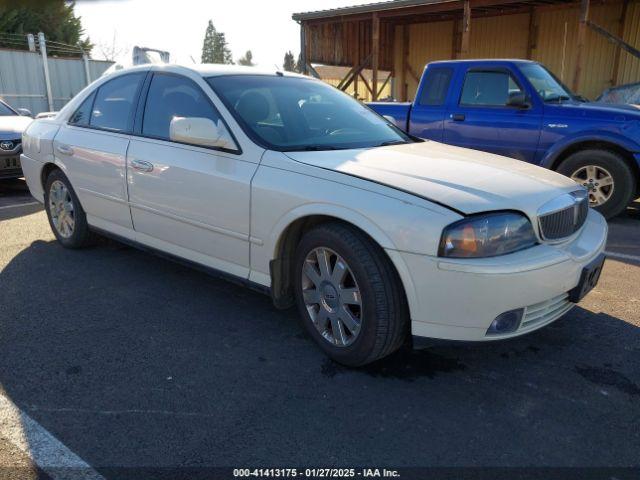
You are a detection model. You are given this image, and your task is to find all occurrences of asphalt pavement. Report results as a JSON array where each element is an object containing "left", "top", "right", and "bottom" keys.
[{"left": 0, "top": 178, "right": 639, "bottom": 479}]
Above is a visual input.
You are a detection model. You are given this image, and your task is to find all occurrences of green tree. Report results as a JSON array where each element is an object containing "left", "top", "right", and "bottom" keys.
[
  {"left": 213, "top": 31, "right": 234, "bottom": 64},
  {"left": 295, "top": 52, "right": 305, "bottom": 73},
  {"left": 283, "top": 51, "right": 295, "bottom": 72},
  {"left": 0, "top": 0, "right": 93, "bottom": 56},
  {"left": 201, "top": 20, "right": 217, "bottom": 63},
  {"left": 201, "top": 20, "right": 234, "bottom": 64},
  {"left": 237, "top": 50, "right": 254, "bottom": 66}
]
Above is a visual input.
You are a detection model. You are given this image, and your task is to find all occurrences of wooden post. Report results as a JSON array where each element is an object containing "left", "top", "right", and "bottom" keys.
[
  {"left": 299, "top": 22, "right": 308, "bottom": 76},
  {"left": 460, "top": 0, "right": 471, "bottom": 59},
  {"left": 371, "top": 12, "right": 380, "bottom": 101},
  {"left": 573, "top": 0, "right": 590, "bottom": 93},
  {"left": 526, "top": 6, "right": 537, "bottom": 59},
  {"left": 611, "top": 0, "right": 629, "bottom": 86},
  {"left": 402, "top": 24, "right": 410, "bottom": 101}
]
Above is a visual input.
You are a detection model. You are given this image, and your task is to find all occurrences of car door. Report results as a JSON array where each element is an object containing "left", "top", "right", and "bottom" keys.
[
  {"left": 443, "top": 66, "right": 542, "bottom": 162},
  {"left": 53, "top": 72, "right": 146, "bottom": 230},
  {"left": 408, "top": 66, "right": 454, "bottom": 142},
  {"left": 126, "top": 72, "right": 258, "bottom": 278}
]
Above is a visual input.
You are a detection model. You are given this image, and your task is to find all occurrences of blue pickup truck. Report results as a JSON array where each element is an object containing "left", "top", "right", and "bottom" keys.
[{"left": 369, "top": 59, "right": 640, "bottom": 218}]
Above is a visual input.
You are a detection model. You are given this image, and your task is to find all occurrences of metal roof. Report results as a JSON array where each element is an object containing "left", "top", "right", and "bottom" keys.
[{"left": 292, "top": 0, "right": 457, "bottom": 21}]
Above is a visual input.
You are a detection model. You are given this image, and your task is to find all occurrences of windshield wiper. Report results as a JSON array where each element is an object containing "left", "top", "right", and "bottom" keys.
[
  {"left": 377, "top": 140, "right": 410, "bottom": 147},
  {"left": 282, "top": 145, "right": 346, "bottom": 152}
]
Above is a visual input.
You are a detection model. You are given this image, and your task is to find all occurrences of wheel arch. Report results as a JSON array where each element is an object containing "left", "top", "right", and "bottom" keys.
[
  {"left": 267, "top": 210, "right": 416, "bottom": 321},
  {"left": 547, "top": 139, "right": 639, "bottom": 192}
]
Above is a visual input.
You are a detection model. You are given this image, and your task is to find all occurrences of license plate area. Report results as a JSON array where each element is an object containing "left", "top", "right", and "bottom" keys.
[
  {"left": 569, "top": 253, "right": 606, "bottom": 303},
  {"left": 1, "top": 156, "right": 20, "bottom": 170}
]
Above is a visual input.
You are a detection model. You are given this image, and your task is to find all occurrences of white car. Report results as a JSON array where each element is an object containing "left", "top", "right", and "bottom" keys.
[
  {"left": 21, "top": 64, "right": 608, "bottom": 366},
  {"left": 0, "top": 99, "right": 33, "bottom": 179}
]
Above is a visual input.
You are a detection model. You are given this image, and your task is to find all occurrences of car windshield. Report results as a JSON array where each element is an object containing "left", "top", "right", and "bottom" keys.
[
  {"left": 206, "top": 75, "right": 412, "bottom": 151},
  {"left": 519, "top": 63, "right": 576, "bottom": 103},
  {"left": 0, "top": 101, "right": 17, "bottom": 116}
]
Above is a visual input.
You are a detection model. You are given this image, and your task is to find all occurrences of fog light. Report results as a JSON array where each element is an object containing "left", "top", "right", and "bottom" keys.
[{"left": 486, "top": 308, "right": 524, "bottom": 336}]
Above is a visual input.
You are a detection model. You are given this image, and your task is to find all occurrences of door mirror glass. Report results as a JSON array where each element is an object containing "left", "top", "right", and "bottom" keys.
[
  {"left": 170, "top": 117, "right": 237, "bottom": 149},
  {"left": 507, "top": 92, "right": 530, "bottom": 109},
  {"left": 17, "top": 108, "right": 33, "bottom": 117}
]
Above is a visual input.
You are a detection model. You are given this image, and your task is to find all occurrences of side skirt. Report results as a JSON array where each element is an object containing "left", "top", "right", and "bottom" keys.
[{"left": 90, "top": 226, "right": 272, "bottom": 298}]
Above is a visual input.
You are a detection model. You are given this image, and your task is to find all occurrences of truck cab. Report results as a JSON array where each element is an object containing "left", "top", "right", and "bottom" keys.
[{"left": 369, "top": 59, "right": 640, "bottom": 218}]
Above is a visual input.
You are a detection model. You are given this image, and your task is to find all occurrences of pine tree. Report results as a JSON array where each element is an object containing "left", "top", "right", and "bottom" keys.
[
  {"left": 295, "top": 52, "right": 305, "bottom": 73},
  {"left": 201, "top": 20, "right": 217, "bottom": 63},
  {"left": 283, "top": 51, "right": 295, "bottom": 72},
  {"left": 237, "top": 50, "right": 254, "bottom": 66},
  {"left": 201, "top": 20, "right": 234, "bottom": 64}
]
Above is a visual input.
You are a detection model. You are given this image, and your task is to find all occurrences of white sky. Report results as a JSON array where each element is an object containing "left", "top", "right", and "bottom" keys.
[{"left": 74, "top": 0, "right": 387, "bottom": 68}]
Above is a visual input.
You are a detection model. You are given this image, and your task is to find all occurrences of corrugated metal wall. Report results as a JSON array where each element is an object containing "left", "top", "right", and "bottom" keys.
[
  {"left": 389, "top": 0, "right": 640, "bottom": 101},
  {"left": 323, "top": 76, "right": 392, "bottom": 101},
  {"left": 469, "top": 13, "right": 529, "bottom": 59},
  {"left": 0, "top": 49, "right": 112, "bottom": 114},
  {"left": 618, "top": 0, "right": 640, "bottom": 85}
]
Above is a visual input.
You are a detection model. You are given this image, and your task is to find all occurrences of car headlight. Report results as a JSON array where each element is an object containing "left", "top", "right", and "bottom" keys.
[{"left": 438, "top": 212, "right": 537, "bottom": 258}]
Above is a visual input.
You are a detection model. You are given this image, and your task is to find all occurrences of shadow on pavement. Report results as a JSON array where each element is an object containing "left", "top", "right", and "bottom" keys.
[{"left": 0, "top": 238, "right": 638, "bottom": 469}]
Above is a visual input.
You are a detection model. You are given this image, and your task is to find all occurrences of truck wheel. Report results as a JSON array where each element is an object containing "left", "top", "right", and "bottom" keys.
[
  {"left": 293, "top": 222, "right": 408, "bottom": 367},
  {"left": 44, "top": 169, "right": 94, "bottom": 248},
  {"left": 556, "top": 149, "right": 636, "bottom": 219}
]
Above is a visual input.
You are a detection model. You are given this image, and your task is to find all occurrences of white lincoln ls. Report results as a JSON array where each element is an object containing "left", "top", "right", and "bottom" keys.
[{"left": 20, "top": 64, "right": 607, "bottom": 366}]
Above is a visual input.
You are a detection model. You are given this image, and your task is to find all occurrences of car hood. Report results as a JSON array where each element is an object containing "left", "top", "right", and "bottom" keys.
[
  {"left": 545, "top": 100, "right": 640, "bottom": 120},
  {"left": 0, "top": 115, "right": 33, "bottom": 137},
  {"left": 284, "top": 141, "right": 579, "bottom": 216}
]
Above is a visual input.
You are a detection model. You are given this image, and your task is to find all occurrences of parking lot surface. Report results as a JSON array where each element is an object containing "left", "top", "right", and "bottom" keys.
[{"left": 1, "top": 178, "right": 639, "bottom": 477}]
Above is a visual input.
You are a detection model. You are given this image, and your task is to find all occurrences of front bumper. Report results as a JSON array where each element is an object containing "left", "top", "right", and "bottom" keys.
[
  {"left": 0, "top": 149, "right": 23, "bottom": 179},
  {"left": 390, "top": 209, "right": 608, "bottom": 342}
]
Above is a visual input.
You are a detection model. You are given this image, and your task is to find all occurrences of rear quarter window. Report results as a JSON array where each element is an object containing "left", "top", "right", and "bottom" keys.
[{"left": 418, "top": 68, "right": 453, "bottom": 106}]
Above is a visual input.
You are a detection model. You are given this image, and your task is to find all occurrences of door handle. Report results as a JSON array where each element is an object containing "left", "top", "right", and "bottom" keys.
[
  {"left": 451, "top": 113, "right": 466, "bottom": 122},
  {"left": 130, "top": 159, "right": 154, "bottom": 173},
  {"left": 56, "top": 144, "right": 74, "bottom": 155}
]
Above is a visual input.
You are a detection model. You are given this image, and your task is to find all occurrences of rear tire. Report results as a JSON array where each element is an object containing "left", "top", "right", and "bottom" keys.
[
  {"left": 293, "top": 222, "right": 408, "bottom": 367},
  {"left": 556, "top": 149, "right": 636, "bottom": 219},
  {"left": 44, "top": 169, "right": 94, "bottom": 248}
]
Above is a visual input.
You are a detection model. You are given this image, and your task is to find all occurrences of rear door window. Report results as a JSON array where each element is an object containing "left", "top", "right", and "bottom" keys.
[
  {"left": 90, "top": 73, "right": 145, "bottom": 132},
  {"left": 69, "top": 92, "right": 96, "bottom": 126}
]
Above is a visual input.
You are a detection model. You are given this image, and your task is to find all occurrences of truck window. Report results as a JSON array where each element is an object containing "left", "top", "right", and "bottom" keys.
[
  {"left": 460, "top": 70, "right": 523, "bottom": 107},
  {"left": 418, "top": 68, "right": 453, "bottom": 106}
]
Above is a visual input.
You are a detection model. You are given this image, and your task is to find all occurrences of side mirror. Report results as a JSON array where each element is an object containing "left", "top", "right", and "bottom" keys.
[
  {"left": 169, "top": 117, "right": 237, "bottom": 150},
  {"left": 17, "top": 108, "right": 33, "bottom": 117},
  {"left": 507, "top": 92, "right": 531, "bottom": 109}
]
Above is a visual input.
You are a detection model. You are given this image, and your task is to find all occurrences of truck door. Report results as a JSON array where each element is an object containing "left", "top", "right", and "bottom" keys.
[
  {"left": 443, "top": 66, "right": 542, "bottom": 162},
  {"left": 408, "top": 66, "right": 454, "bottom": 142}
]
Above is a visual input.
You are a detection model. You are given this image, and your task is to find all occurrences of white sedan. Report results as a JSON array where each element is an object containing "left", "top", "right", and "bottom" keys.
[{"left": 21, "top": 64, "right": 607, "bottom": 366}]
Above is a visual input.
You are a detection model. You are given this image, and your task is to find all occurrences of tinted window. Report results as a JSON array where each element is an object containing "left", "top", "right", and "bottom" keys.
[
  {"left": 207, "top": 75, "right": 411, "bottom": 151},
  {"left": 90, "top": 73, "right": 144, "bottom": 131},
  {"left": 142, "top": 74, "right": 221, "bottom": 141},
  {"left": 69, "top": 92, "right": 95, "bottom": 126},
  {"left": 460, "top": 70, "right": 523, "bottom": 106},
  {"left": 418, "top": 68, "right": 452, "bottom": 106},
  {"left": 0, "top": 101, "right": 16, "bottom": 116}
]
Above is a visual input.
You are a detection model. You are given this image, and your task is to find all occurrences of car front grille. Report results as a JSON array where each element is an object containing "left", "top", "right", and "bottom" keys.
[
  {"left": 520, "top": 293, "right": 574, "bottom": 330},
  {"left": 538, "top": 191, "right": 589, "bottom": 241}
]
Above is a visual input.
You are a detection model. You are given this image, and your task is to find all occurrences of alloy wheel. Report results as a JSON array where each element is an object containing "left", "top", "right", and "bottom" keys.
[
  {"left": 49, "top": 180, "right": 75, "bottom": 238},
  {"left": 570, "top": 165, "right": 614, "bottom": 207},
  {"left": 301, "top": 247, "right": 362, "bottom": 347}
]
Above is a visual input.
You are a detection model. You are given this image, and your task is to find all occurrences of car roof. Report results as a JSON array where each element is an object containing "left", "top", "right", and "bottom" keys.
[
  {"left": 111, "top": 63, "right": 308, "bottom": 79},
  {"left": 428, "top": 59, "right": 537, "bottom": 65}
]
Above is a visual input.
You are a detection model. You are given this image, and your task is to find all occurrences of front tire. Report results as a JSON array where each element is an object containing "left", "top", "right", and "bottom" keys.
[
  {"left": 293, "top": 222, "right": 408, "bottom": 366},
  {"left": 44, "top": 169, "right": 94, "bottom": 248},
  {"left": 556, "top": 149, "right": 636, "bottom": 219}
]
